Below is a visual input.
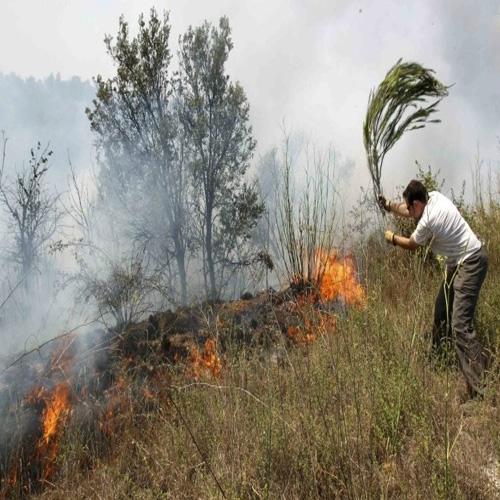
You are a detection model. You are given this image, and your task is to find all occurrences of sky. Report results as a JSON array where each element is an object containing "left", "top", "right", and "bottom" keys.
[
  {"left": 0, "top": 0, "right": 498, "bottom": 357},
  {"left": 1, "top": 0, "right": 500, "bottom": 203}
]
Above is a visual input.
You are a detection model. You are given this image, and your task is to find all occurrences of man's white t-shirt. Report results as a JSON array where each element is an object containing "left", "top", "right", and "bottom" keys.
[{"left": 412, "top": 191, "right": 481, "bottom": 266}]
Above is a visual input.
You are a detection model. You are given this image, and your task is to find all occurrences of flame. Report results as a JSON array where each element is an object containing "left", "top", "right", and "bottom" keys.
[
  {"left": 187, "top": 338, "right": 222, "bottom": 379},
  {"left": 287, "top": 324, "right": 320, "bottom": 343},
  {"left": 286, "top": 309, "right": 337, "bottom": 343},
  {"left": 41, "top": 382, "right": 71, "bottom": 445},
  {"left": 24, "top": 381, "right": 73, "bottom": 481},
  {"left": 315, "top": 250, "right": 366, "bottom": 307},
  {"left": 26, "top": 381, "right": 73, "bottom": 443},
  {"left": 286, "top": 250, "right": 365, "bottom": 343}
]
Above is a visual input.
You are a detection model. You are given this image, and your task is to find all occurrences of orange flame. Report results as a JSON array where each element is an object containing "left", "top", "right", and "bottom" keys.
[
  {"left": 286, "top": 309, "right": 337, "bottom": 343},
  {"left": 187, "top": 338, "right": 222, "bottom": 379},
  {"left": 316, "top": 250, "right": 366, "bottom": 307},
  {"left": 41, "top": 382, "right": 71, "bottom": 445},
  {"left": 25, "top": 381, "right": 73, "bottom": 481},
  {"left": 286, "top": 250, "right": 365, "bottom": 343}
]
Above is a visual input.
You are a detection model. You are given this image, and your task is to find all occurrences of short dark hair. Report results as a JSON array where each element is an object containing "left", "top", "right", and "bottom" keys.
[{"left": 402, "top": 180, "right": 428, "bottom": 206}]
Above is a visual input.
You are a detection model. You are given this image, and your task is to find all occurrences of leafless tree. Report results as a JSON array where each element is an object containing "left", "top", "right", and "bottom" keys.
[{"left": 0, "top": 141, "right": 61, "bottom": 291}]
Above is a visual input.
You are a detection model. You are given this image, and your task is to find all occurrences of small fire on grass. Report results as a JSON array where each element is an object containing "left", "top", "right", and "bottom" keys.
[
  {"left": 287, "top": 250, "right": 366, "bottom": 343},
  {"left": 41, "top": 382, "right": 72, "bottom": 446},
  {"left": 287, "top": 313, "right": 337, "bottom": 343},
  {"left": 26, "top": 381, "right": 73, "bottom": 479},
  {"left": 187, "top": 338, "right": 222, "bottom": 380},
  {"left": 317, "top": 250, "right": 366, "bottom": 307}
]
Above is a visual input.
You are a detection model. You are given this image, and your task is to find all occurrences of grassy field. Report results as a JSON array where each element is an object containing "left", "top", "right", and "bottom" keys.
[{"left": 2, "top": 176, "right": 500, "bottom": 500}]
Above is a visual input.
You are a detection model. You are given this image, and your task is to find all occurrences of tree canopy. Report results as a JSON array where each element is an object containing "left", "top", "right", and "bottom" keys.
[{"left": 86, "top": 10, "right": 263, "bottom": 304}]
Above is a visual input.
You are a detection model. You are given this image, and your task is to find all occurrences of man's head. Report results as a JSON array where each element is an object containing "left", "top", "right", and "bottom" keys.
[{"left": 402, "top": 180, "right": 428, "bottom": 221}]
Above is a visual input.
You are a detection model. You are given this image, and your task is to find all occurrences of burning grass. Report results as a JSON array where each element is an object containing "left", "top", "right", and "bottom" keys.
[
  {"left": 17, "top": 277, "right": 500, "bottom": 499},
  {"left": 317, "top": 251, "right": 366, "bottom": 307},
  {"left": 0, "top": 258, "right": 363, "bottom": 498},
  {"left": 187, "top": 338, "right": 222, "bottom": 380},
  {"left": 3, "top": 217, "right": 500, "bottom": 499}
]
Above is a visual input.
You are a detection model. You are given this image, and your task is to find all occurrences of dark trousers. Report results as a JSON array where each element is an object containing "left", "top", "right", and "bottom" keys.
[{"left": 432, "top": 246, "right": 489, "bottom": 396}]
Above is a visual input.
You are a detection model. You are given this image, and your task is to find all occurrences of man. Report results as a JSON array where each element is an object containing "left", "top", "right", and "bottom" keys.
[{"left": 379, "top": 179, "right": 489, "bottom": 398}]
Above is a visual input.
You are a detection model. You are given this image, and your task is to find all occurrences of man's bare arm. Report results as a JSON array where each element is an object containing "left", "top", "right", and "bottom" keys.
[
  {"left": 388, "top": 201, "right": 410, "bottom": 218},
  {"left": 393, "top": 234, "right": 420, "bottom": 250}
]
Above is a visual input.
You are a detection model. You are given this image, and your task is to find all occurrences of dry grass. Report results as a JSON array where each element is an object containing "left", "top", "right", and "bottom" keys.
[
  {"left": 3, "top": 180, "right": 500, "bottom": 500},
  {"left": 21, "top": 262, "right": 500, "bottom": 499}
]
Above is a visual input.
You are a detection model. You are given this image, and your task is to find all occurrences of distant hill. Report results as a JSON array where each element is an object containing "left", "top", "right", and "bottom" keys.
[{"left": 0, "top": 72, "right": 95, "bottom": 187}]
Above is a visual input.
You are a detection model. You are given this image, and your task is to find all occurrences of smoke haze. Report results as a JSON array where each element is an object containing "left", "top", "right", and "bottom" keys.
[
  {"left": 1, "top": 0, "right": 499, "bottom": 191},
  {"left": 0, "top": 0, "right": 499, "bottom": 356}
]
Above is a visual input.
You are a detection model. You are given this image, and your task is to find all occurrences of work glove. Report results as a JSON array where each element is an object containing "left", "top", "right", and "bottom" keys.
[
  {"left": 378, "top": 195, "right": 391, "bottom": 212},
  {"left": 385, "top": 230, "right": 396, "bottom": 246}
]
